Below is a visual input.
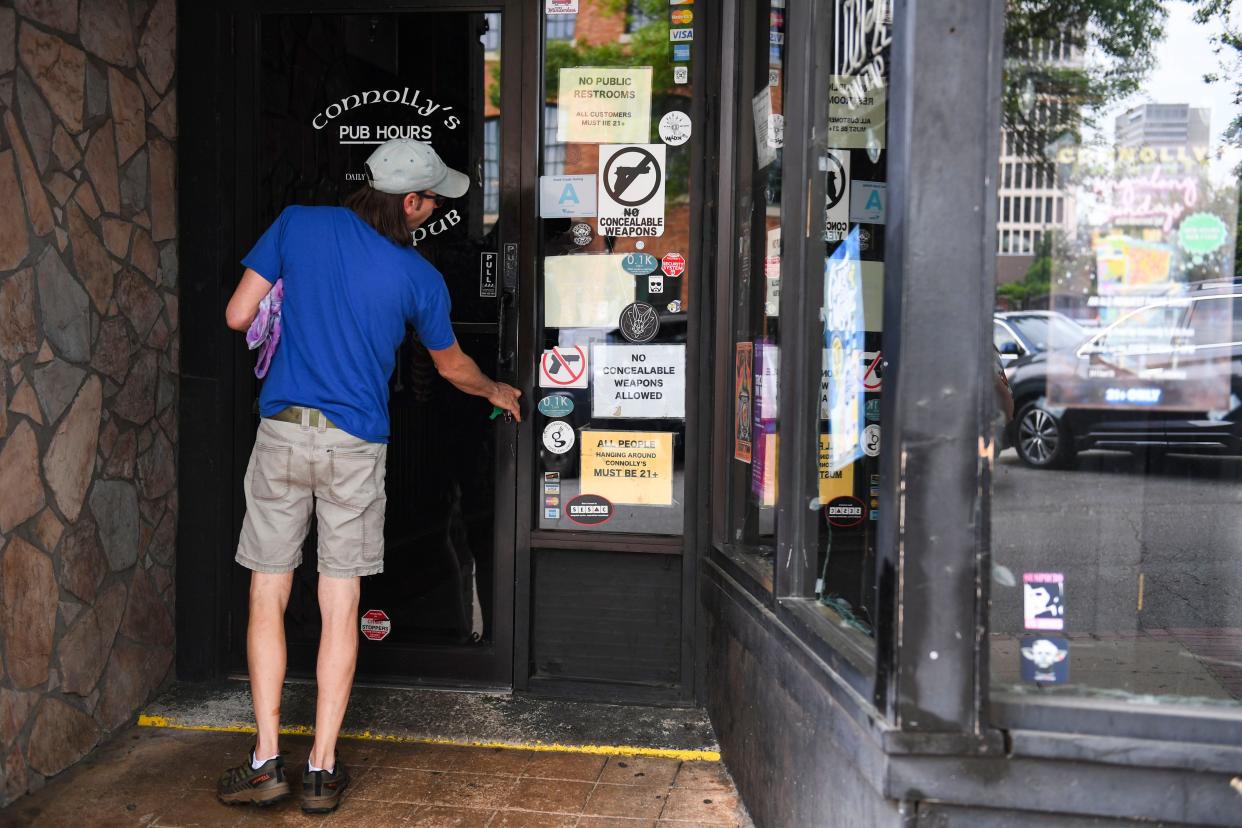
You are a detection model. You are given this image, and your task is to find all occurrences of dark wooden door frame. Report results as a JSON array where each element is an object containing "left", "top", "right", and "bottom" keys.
[{"left": 176, "top": 0, "right": 539, "bottom": 688}]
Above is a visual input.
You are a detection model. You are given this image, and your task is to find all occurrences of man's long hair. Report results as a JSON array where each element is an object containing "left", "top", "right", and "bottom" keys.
[{"left": 344, "top": 185, "right": 412, "bottom": 247}]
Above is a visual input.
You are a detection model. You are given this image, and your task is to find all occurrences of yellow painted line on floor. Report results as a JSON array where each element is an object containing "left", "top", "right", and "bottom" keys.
[{"left": 137, "top": 714, "right": 721, "bottom": 762}]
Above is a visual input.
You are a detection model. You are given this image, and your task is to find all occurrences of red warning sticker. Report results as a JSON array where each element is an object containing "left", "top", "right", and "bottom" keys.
[
  {"left": 360, "top": 609, "right": 391, "bottom": 641},
  {"left": 661, "top": 252, "right": 686, "bottom": 278}
]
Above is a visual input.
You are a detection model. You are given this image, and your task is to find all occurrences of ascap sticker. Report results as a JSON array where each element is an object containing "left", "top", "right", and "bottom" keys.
[
  {"left": 542, "top": 420, "right": 576, "bottom": 454},
  {"left": 621, "top": 252, "right": 660, "bottom": 275},
  {"left": 557, "top": 67, "right": 652, "bottom": 144},
  {"left": 826, "top": 495, "right": 865, "bottom": 529},
  {"left": 580, "top": 431, "right": 674, "bottom": 505},
  {"left": 658, "top": 111, "right": 692, "bottom": 146},
  {"left": 540, "top": 174, "right": 597, "bottom": 218},
  {"left": 592, "top": 344, "right": 686, "bottom": 418},
  {"left": 360, "top": 609, "right": 391, "bottom": 641},
  {"left": 1020, "top": 636, "right": 1069, "bottom": 684},
  {"left": 538, "top": 394, "right": 575, "bottom": 418},
  {"left": 598, "top": 144, "right": 666, "bottom": 237},
  {"left": 1023, "top": 572, "right": 1066, "bottom": 631},
  {"left": 660, "top": 252, "right": 686, "bottom": 277},
  {"left": 565, "top": 493, "right": 613, "bottom": 525},
  {"left": 539, "top": 346, "right": 589, "bottom": 389},
  {"left": 618, "top": 302, "right": 661, "bottom": 343}
]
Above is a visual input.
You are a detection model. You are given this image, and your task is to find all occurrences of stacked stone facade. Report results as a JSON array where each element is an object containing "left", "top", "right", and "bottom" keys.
[{"left": 0, "top": 0, "right": 177, "bottom": 805}]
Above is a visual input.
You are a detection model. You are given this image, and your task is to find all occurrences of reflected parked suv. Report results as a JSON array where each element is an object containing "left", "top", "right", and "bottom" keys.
[{"left": 1006, "top": 281, "right": 1242, "bottom": 468}]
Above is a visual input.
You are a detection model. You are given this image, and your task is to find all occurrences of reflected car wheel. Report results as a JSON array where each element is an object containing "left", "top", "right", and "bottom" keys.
[{"left": 1014, "top": 401, "right": 1075, "bottom": 469}]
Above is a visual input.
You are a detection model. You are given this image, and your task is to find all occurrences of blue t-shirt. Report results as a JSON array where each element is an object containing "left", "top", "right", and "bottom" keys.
[{"left": 241, "top": 206, "right": 455, "bottom": 442}]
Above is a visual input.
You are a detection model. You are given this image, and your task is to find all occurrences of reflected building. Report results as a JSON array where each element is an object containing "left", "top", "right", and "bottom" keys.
[{"left": 1114, "top": 102, "right": 1211, "bottom": 149}]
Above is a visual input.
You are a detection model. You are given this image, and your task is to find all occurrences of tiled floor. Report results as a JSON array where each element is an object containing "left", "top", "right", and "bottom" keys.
[{"left": 3, "top": 726, "right": 751, "bottom": 827}]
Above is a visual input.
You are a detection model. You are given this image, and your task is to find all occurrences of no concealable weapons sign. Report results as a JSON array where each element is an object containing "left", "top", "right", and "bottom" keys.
[{"left": 597, "top": 144, "right": 666, "bottom": 238}]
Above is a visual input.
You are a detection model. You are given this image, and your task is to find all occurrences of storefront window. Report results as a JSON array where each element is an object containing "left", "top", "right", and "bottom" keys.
[
  {"left": 534, "top": 2, "right": 695, "bottom": 535},
  {"left": 803, "top": 0, "right": 891, "bottom": 643},
  {"left": 990, "top": 2, "right": 1241, "bottom": 705},
  {"left": 722, "top": 0, "right": 788, "bottom": 590}
]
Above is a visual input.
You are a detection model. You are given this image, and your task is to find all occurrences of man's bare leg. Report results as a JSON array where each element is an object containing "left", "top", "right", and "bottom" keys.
[
  {"left": 308, "top": 574, "right": 360, "bottom": 770},
  {"left": 248, "top": 571, "right": 294, "bottom": 761}
]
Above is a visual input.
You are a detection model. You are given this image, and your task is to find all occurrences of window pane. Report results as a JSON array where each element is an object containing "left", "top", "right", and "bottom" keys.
[
  {"left": 723, "top": 0, "right": 787, "bottom": 589},
  {"left": 811, "top": 0, "right": 894, "bottom": 639},
  {"left": 535, "top": 3, "right": 696, "bottom": 535},
  {"left": 991, "top": 2, "right": 1241, "bottom": 706}
]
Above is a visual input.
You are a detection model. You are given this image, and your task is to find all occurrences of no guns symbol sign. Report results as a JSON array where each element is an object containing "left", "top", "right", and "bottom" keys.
[{"left": 539, "top": 346, "right": 589, "bottom": 389}]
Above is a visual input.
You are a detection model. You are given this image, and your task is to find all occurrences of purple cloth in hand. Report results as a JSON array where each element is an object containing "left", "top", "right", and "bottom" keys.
[{"left": 245, "top": 278, "right": 283, "bottom": 378}]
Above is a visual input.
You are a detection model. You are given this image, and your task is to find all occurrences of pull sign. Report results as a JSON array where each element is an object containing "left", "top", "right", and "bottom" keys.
[
  {"left": 503, "top": 242, "right": 519, "bottom": 291},
  {"left": 479, "top": 252, "right": 498, "bottom": 298}
]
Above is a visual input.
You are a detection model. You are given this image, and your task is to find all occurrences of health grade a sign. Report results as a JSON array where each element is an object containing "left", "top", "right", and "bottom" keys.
[{"left": 557, "top": 67, "right": 652, "bottom": 144}]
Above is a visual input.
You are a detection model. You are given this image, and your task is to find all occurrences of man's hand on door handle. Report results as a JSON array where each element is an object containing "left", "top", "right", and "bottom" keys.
[
  {"left": 487, "top": 382, "right": 522, "bottom": 423},
  {"left": 429, "top": 341, "right": 522, "bottom": 422}
]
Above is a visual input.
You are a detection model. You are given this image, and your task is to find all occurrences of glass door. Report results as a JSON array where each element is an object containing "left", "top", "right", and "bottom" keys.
[{"left": 229, "top": 3, "right": 525, "bottom": 687}]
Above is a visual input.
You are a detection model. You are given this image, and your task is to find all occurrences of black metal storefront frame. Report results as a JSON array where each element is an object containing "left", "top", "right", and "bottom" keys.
[
  {"left": 177, "top": 0, "right": 715, "bottom": 704},
  {"left": 700, "top": 0, "right": 1242, "bottom": 825}
]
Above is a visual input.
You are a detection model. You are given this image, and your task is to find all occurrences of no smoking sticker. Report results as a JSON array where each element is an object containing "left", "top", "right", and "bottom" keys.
[{"left": 539, "top": 346, "right": 589, "bottom": 388}]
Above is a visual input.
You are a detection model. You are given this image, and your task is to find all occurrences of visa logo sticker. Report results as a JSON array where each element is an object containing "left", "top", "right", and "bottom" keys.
[{"left": 670, "top": 27, "right": 694, "bottom": 42}]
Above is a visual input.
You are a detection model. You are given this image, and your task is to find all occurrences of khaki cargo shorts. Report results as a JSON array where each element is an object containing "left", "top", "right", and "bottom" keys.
[{"left": 236, "top": 411, "right": 387, "bottom": 578}]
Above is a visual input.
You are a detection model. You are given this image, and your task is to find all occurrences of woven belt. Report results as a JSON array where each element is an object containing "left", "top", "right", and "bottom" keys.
[{"left": 269, "top": 406, "right": 338, "bottom": 429}]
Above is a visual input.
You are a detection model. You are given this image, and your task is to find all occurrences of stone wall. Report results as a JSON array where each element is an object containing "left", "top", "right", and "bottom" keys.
[{"left": 0, "top": 0, "right": 177, "bottom": 805}]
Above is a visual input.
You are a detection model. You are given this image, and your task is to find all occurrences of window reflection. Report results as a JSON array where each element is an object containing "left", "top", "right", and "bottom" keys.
[{"left": 991, "top": 0, "right": 1241, "bottom": 705}]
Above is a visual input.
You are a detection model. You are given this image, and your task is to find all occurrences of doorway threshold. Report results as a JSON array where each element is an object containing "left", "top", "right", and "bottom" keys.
[{"left": 139, "top": 680, "right": 720, "bottom": 761}]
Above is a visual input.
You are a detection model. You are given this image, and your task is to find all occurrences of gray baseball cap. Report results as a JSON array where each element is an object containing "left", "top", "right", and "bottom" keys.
[{"left": 364, "top": 139, "right": 470, "bottom": 198}]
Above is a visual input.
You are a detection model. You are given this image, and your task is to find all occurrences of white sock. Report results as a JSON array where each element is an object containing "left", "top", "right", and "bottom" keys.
[
  {"left": 308, "top": 760, "right": 332, "bottom": 773},
  {"left": 251, "top": 750, "right": 276, "bottom": 770}
]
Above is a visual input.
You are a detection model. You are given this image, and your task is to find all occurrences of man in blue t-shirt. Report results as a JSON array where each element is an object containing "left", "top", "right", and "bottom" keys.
[{"left": 216, "top": 139, "right": 521, "bottom": 813}]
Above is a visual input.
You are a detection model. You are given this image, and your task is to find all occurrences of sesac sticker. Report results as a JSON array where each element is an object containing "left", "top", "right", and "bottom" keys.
[
  {"left": 1020, "top": 636, "right": 1069, "bottom": 684},
  {"left": 825, "top": 496, "right": 865, "bottom": 528},
  {"left": 360, "top": 609, "right": 391, "bottom": 641},
  {"left": 659, "top": 111, "right": 692, "bottom": 146},
  {"left": 565, "top": 493, "right": 613, "bottom": 525},
  {"left": 542, "top": 420, "right": 576, "bottom": 454},
  {"left": 618, "top": 302, "right": 661, "bottom": 343},
  {"left": 538, "top": 394, "right": 575, "bottom": 418}
]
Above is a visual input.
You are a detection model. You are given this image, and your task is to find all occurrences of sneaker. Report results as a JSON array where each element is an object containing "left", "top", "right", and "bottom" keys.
[
  {"left": 300, "top": 760, "right": 349, "bottom": 814},
  {"left": 217, "top": 749, "right": 291, "bottom": 807}
]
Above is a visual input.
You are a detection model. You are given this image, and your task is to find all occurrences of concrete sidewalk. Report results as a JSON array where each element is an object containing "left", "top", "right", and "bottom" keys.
[{"left": 2, "top": 722, "right": 750, "bottom": 827}]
